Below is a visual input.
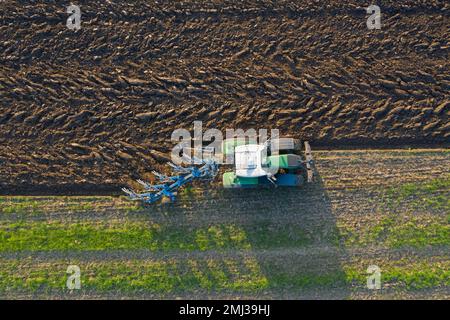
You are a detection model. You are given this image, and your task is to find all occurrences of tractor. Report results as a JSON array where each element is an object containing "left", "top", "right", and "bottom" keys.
[
  {"left": 221, "top": 137, "right": 314, "bottom": 188},
  {"left": 122, "top": 137, "right": 314, "bottom": 204}
]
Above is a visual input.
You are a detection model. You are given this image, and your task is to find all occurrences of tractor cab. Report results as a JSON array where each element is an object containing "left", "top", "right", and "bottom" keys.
[{"left": 234, "top": 144, "right": 269, "bottom": 178}]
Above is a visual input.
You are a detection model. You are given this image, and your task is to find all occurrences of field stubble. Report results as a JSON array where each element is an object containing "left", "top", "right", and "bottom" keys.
[{"left": 0, "top": 149, "right": 448, "bottom": 299}]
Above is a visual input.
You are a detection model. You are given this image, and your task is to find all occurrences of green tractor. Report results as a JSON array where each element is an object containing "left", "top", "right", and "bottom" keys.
[
  {"left": 221, "top": 137, "right": 314, "bottom": 188},
  {"left": 122, "top": 137, "right": 315, "bottom": 204}
]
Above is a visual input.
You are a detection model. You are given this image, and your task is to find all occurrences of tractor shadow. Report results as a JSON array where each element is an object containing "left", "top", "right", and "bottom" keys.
[
  {"left": 221, "top": 170, "right": 351, "bottom": 299},
  {"left": 141, "top": 168, "right": 351, "bottom": 299}
]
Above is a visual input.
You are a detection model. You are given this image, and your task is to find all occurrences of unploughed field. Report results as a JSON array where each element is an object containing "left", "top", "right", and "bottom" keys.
[{"left": 0, "top": 149, "right": 448, "bottom": 299}]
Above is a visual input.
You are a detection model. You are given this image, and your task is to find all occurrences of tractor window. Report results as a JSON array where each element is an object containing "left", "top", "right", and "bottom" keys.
[{"left": 261, "top": 150, "right": 269, "bottom": 167}]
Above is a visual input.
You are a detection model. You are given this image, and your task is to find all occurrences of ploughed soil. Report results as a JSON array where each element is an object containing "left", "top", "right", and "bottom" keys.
[{"left": 0, "top": 1, "right": 449, "bottom": 193}]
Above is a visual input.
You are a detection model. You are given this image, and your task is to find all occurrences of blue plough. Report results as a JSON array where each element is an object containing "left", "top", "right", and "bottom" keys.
[{"left": 122, "top": 158, "right": 219, "bottom": 204}]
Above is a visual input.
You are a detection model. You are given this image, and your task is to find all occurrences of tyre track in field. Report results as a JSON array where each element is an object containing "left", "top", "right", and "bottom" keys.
[
  {"left": 1, "top": 245, "right": 448, "bottom": 263},
  {"left": 3, "top": 286, "right": 449, "bottom": 300}
]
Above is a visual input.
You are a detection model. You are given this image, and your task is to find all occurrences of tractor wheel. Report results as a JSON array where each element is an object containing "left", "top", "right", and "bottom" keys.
[
  {"left": 275, "top": 173, "right": 304, "bottom": 187},
  {"left": 222, "top": 172, "right": 236, "bottom": 188},
  {"left": 271, "top": 138, "right": 302, "bottom": 155}
]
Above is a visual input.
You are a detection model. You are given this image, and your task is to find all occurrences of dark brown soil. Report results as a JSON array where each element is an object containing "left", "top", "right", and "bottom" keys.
[{"left": 0, "top": 1, "right": 449, "bottom": 193}]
